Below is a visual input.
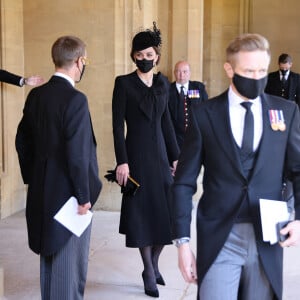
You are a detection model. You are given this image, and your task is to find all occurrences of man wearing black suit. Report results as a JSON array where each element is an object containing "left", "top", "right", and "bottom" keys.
[
  {"left": 265, "top": 53, "right": 300, "bottom": 214},
  {"left": 265, "top": 53, "right": 300, "bottom": 106},
  {"left": 0, "top": 69, "right": 43, "bottom": 86},
  {"left": 172, "top": 34, "right": 300, "bottom": 300},
  {"left": 168, "top": 61, "right": 208, "bottom": 149},
  {"left": 15, "top": 36, "right": 102, "bottom": 300}
]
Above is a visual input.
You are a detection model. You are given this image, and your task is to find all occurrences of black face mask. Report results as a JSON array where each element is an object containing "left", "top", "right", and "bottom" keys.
[
  {"left": 280, "top": 69, "right": 288, "bottom": 76},
  {"left": 232, "top": 73, "right": 268, "bottom": 99},
  {"left": 75, "top": 64, "right": 86, "bottom": 83},
  {"left": 136, "top": 59, "right": 154, "bottom": 73}
]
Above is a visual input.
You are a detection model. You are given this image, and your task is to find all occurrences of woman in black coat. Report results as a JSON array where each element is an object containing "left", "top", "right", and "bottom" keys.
[{"left": 112, "top": 22, "right": 179, "bottom": 298}]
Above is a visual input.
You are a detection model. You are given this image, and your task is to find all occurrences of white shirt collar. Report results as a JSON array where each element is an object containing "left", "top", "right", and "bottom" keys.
[
  {"left": 279, "top": 69, "right": 290, "bottom": 79},
  {"left": 176, "top": 82, "right": 189, "bottom": 93},
  {"left": 54, "top": 72, "right": 75, "bottom": 87},
  {"left": 228, "top": 85, "right": 262, "bottom": 151}
]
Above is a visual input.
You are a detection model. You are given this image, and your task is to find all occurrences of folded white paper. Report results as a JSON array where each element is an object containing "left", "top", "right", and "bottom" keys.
[
  {"left": 259, "top": 198, "right": 290, "bottom": 244},
  {"left": 54, "top": 196, "right": 93, "bottom": 237}
]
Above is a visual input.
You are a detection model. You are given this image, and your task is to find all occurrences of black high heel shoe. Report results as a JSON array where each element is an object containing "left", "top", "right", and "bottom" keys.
[
  {"left": 142, "top": 271, "right": 159, "bottom": 298},
  {"left": 156, "top": 274, "right": 165, "bottom": 286}
]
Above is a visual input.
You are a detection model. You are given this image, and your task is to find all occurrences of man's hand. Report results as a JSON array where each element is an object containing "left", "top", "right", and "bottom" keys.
[
  {"left": 25, "top": 75, "right": 44, "bottom": 86},
  {"left": 178, "top": 242, "right": 197, "bottom": 284},
  {"left": 279, "top": 220, "right": 300, "bottom": 247},
  {"left": 78, "top": 202, "right": 91, "bottom": 215},
  {"left": 171, "top": 160, "right": 178, "bottom": 176}
]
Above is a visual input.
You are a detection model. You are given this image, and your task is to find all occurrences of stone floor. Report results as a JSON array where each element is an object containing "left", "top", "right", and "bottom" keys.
[{"left": 0, "top": 208, "right": 299, "bottom": 300}]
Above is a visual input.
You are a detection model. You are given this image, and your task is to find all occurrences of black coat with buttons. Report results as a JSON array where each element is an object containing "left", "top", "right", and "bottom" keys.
[
  {"left": 112, "top": 71, "right": 179, "bottom": 247},
  {"left": 265, "top": 70, "right": 300, "bottom": 106},
  {"left": 168, "top": 80, "right": 208, "bottom": 150}
]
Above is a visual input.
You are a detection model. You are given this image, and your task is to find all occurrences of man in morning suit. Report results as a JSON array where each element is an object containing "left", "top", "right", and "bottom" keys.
[
  {"left": 265, "top": 53, "right": 300, "bottom": 106},
  {"left": 168, "top": 60, "right": 208, "bottom": 149},
  {"left": 15, "top": 36, "right": 102, "bottom": 300},
  {"left": 172, "top": 34, "right": 300, "bottom": 300},
  {"left": 0, "top": 69, "right": 43, "bottom": 87},
  {"left": 265, "top": 53, "right": 300, "bottom": 216}
]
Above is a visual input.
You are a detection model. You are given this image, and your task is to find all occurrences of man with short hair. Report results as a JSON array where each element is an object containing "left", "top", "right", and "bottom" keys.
[
  {"left": 265, "top": 53, "right": 300, "bottom": 213},
  {"left": 172, "top": 34, "right": 300, "bottom": 300},
  {"left": 168, "top": 60, "right": 208, "bottom": 149},
  {"left": 265, "top": 53, "right": 300, "bottom": 105},
  {"left": 15, "top": 35, "right": 102, "bottom": 300}
]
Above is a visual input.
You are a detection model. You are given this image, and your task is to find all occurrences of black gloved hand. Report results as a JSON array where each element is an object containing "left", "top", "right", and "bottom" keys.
[{"left": 104, "top": 169, "right": 117, "bottom": 182}]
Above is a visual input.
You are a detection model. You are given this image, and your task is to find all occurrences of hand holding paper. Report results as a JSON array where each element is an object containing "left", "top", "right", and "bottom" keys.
[
  {"left": 279, "top": 220, "right": 300, "bottom": 247},
  {"left": 78, "top": 202, "right": 91, "bottom": 215},
  {"left": 54, "top": 196, "right": 93, "bottom": 237},
  {"left": 259, "top": 198, "right": 290, "bottom": 244}
]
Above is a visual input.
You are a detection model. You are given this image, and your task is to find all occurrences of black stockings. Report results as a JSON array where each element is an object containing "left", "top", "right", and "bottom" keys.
[
  {"left": 139, "top": 245, "right": 164, "bottom": 291},
  {"left": 152, "top": 245, "right": 163, "bottom": 278}
]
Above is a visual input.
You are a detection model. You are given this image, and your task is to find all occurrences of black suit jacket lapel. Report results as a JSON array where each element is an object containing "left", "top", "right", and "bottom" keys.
[
  {"left": 188, "top": 81, "right": 196, "bottom": 90},
  {"left": 169, "top": 82, "right": 182, "bottom": 121},
  {"left": 250, "top": 94, "right": 275, "bottom": 180}
]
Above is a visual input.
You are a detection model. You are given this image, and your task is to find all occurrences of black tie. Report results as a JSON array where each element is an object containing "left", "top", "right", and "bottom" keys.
[
  {"left": 180, "top": 86, "right": 189, "bottom": 130},
  {"left": 281, "top": 71, "right": 287, "bottom": 83},
  {"left": 180, "top": 85, "right": 185, "bottom": 100},
  {"left": 281, "top": 72, "right": 287, "bottom": 97},
  {"left": 240, "top": 102, "right": 254, "bottom": 157}
]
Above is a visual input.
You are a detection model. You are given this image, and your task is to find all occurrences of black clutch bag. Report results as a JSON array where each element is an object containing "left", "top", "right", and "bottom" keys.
[{"left": 104, "top": 169, "right": 140, "bottom": 196}]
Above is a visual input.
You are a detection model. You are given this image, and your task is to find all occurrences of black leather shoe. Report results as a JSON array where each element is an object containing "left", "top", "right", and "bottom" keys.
[
  {"left": 142, "top": 271, "right": 159, "bottom": 298},
  {"left": 144, "top": 288, "right": 159, "bottom": 298},
  {"left": 156, "top": 274, "right": 166, "bottom": 286}
]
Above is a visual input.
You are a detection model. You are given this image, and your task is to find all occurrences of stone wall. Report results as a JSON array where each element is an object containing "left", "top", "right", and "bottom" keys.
[
  {"left": 20, "top": 0, "right": 204, "bottom": 212},
  {"left": 2, "top": 0, "right": 300, "bottom": 217},
  {"left": 250, "top": 0, "right": 300, "bottom": 72},
  {"left": 0, "top": 0, "right": 27, "bottom": 219},
  {"left": 203, "top": 0, "right": 300, "bottom": 98},
  {"left": 203, "top": 0, "right": 251, "bottom": 97},
  {"left": 21, "top": 0, "right": 122, "bottom": 211}
]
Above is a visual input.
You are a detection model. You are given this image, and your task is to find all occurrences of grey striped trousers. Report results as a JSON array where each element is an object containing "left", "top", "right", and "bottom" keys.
[
  {"left": 199, "top": 223, "right": 274, "bottom": 300},
  {"left": 40, "top": 223, "right": 92, "bottom": 300}
]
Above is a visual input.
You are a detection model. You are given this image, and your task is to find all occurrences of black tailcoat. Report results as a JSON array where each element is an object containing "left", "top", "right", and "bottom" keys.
[
  {"left": 172, "top": 91, "right": 300, "bottom": 299},
  {"left": 16, "top": 76, "right": 102, "bottom": 256},
  {"left": 0, "top": 69, "right": 22, "bottom": 86}
]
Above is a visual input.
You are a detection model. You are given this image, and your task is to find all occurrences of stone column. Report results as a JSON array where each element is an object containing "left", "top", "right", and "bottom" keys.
[{"left": 168, "top": 0, "right": 204, "bottom": 82}]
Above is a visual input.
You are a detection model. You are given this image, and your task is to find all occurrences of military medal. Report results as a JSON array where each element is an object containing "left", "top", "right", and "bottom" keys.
[
  {"left": 188, "top": 90, "right": 200, "bottom": 99},
  {"left": 277, "top": 110, "right": 286, "bottom": 131},
  {"left": 269, "top": 110, "right": 278, "bottom": 131},
  {"left": 269, "top": 109, "right": 286, "bottom": 131},
  {"left": 278, "top": 123, "right": 286, "bottom": 131},
  {"left": 271, "top": 123, "right": 279, "bottom": 131}
]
